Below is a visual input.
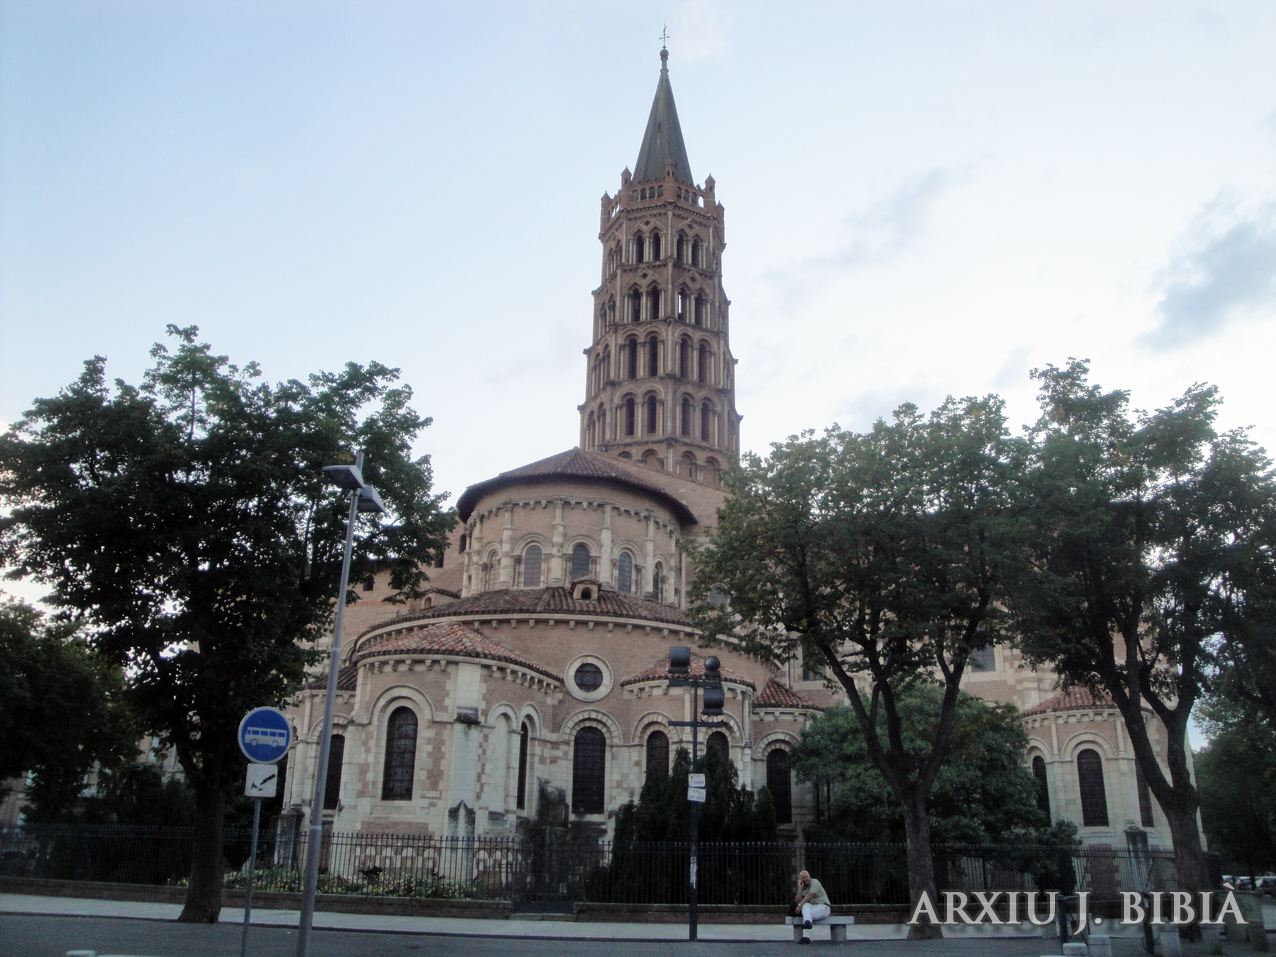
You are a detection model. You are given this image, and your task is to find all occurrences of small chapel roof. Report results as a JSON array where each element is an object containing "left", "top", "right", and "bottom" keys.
[
  {"left": 754, "top": 678, "right": 821, "bottom": 711},
  {"left": 455, "top": 447, "right": 697, "bottom": 525},
  {"left": 1021, "top": 686, "right": 1114, "bottom": 716},
  {"left": 305, "top": 662, "right": 358, "bottom": 691},
  {"left": 354, "top": 620, "right": 561, "bottom": 681},
  {"left": 621, "top": 650, "right": 756, "bottom": 690},
  {"left": 632, "top": 47, "right": 694, "bottom": 185}
]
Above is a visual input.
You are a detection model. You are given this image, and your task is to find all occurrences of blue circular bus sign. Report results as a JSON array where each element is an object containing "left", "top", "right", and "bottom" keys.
[{"left": 237, "top": 707, "right": 292, "bottom": 764}]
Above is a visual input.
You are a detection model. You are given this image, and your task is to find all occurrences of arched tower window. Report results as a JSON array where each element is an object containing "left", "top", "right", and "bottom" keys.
[
  {"left": 650, "top": 231, "right": 661, "bottom": 260},
  {"left": 707, "top": 731, "right": 729, "bottom": 761},
  {"left": 677, "top": 290, "right": 688, "bottom": 322},
  {"left": 679, "top": 339, "right": 690, "bottom": 378},
  {"left": 691, "top": 239, "right": 702, "bottom": 268},
  {"left": 676, "top": 235, "right": 685, "bottom": 262},
  {"left": 634, "top": 235, "right": 645, "bottom": 263},
  {"left": 647, "top": 287, "right": 661, "bottom": 321},
  {"left": 645, "top": 395, "right": 658, "bottom": 433},
  {"left": 381, "top": 707, "right": 418, "bottom": 800},
  {"left": 571, "top": 727, "right": 607, "bottom": 814},
  {"left": 694, "top": 295, "right": 705, "bottom": 326},
  {"left": 516, "top": 721, "right": 530, "bottom": 811},
  {"left": 681, "top": 396, "right": 692, "bottom": 436},
  {"left": 627, "top": 338, "right": 638, "bottom": 379},
  {"left": 629, "top": 289, "right": 642, "bottom": 323},
  {"left": 324, "top": 734, "right": 345, "bottom": 810},
  {"left": 625, "top": 397, "right": 636, "bottom": 436},
  {"left": 607, "top": 298, "right": 616, "bottom": 325},
  {"left": 1076, "top": 748, "right": 1109, "bottom": 827},
  {"left": 652, "top": 561, "right": 664, "bottom": 602},
  {"left": 484, "top": 552, "right": 501, "bottom": 591},
  {"left": 523, "top": 545, "right": 542, "bottom": 588},
  {"left": 701, "top": 402, "right": 712, "bottom": 442},
  {"left": 1032, "top": 755, "right": 1050, "bottom": 823},
  {"left": 601, "top": 346, "right": 610, "bottom": 381},
  {"left": 767, "top": 748, "right": 792, "bottom": 824},
  {"left": 570, "top": 544, "right": 591, "bottom": 581},
  {"left": 647, "top": 336, "right": 659, "bottom": 376},
  {"left": 698, "top": 343, "right": 708, "bottom": 383},
  {"left": 587, "top": 412, "right": 596, "bottom": 448},
  {"left": 598, "top": 405, "right": 606, "bottom": 442},
  {"left": 646, "top": 730, "right": 669, "bottom": 786},
  {"left": 617, "top": 551, "right": 634, "bottom": 594}
]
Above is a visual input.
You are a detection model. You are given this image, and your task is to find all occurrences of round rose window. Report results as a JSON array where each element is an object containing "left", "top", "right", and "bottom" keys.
[{"left": 574, "top": 662, "right": 604, "bottom": 692}]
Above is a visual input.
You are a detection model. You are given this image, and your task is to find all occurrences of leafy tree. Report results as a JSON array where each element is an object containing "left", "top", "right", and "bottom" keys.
[
  {"left": 1194, "top": 697, "right": 1276, "bottom": 883},
  {"left": 0, "top": 600, "right": 136, "bottom": 816},
  {"left": 0, "top": 326, "right": 453, "bottom": 922},
  {"left": 1011, "top": 360, "right": 1276, "bottom": 899},
  {"left": 693, "top": 396, "right": 1032, "bottom": 937},
  {"left": 614, "top": 745, "right": 779, "bottom": 844},
  {"left": 792, "top": 684, "right": 1046, "bottom": 845},
  {"left": 61, "top": 762, "right": 198, "bottom": 828}
]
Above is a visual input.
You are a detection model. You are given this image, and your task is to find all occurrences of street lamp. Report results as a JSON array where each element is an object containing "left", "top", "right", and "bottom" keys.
[
  {"left": 666, "top": 646, "right": 724, "bottom": 942},
  {"left": 296, "top": 451, "right": 387, "bottom": 957}
]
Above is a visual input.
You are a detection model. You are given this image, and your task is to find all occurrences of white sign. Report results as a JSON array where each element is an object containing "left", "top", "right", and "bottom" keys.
[
  {"left": 687, "top": 786, "right": 707, "bottom": 803},
  {"left": 244, "top": 763, "right": 279, "bottom": 798},
  {"left": 688, "top": 774, "right": 706, "bottom": 788}
]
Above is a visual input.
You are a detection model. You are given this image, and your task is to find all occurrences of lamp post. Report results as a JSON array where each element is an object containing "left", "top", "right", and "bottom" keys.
[
  {"left": 296, "top": 451, "right": 387, "bottom": 957},
  {"left": 666, "top": 645, "right": 725, "bottom": 942}
]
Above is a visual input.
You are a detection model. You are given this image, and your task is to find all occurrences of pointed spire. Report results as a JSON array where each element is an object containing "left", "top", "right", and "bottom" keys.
[{"left": 633, "top": 47, "right": 693, "bottom": 185}]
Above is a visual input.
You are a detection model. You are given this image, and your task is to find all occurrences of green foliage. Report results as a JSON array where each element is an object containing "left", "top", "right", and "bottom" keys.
[
  {"left": 63, "top": 763, "right": 197, "bottom": 827},
  {"left": 0, "top": 326, "right": 454, "bottom": 918},
  {"left": 0, "top": 600, "right": 136, "bottom": 815},
  {"left": 1010, "top": 360, "right": 1276, "bottom": 891},
  {"left": 793, "top": 685, "right": 1046, "bottom": 845},
  {"left": 614, "top": 745, "right": 780, "bottom": 843}
]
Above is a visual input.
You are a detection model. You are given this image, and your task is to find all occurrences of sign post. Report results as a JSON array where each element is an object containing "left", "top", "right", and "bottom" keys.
[{"left": 237, "top": 707, "right": 291, "bottom": 957}]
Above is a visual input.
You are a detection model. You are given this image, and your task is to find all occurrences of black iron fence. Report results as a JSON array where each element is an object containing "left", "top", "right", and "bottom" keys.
[{"left": 0, "top": 825, "right": 1178, "bottom": 904}]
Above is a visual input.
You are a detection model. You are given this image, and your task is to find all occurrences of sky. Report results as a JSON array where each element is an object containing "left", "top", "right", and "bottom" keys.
[{"left": 3, "top": 1, "right": 1276, "bottom": 591}]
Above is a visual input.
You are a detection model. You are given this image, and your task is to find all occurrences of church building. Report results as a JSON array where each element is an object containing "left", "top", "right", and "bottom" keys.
[{"left": 281, "top": 49, "right": 1184, "bottom": 855}]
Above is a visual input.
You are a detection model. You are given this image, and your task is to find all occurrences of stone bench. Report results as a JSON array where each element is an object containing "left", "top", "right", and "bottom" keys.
[{"left": 790, "top": 915, "right": 855, "bottom": 942}]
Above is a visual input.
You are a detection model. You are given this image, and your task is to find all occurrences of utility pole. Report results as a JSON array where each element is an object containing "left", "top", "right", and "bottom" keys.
[{"left": 666, "top": 646, "right": 725, "bottom": 942}]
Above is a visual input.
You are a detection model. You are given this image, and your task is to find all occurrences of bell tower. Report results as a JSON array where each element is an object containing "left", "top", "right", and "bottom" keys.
[{"left": 579, "top": 47, "right": 740, "bottom": 484}]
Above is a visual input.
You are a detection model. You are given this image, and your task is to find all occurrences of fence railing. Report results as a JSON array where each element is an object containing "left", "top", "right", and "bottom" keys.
[{"left": 0, "top": 825, "right": 1178, "bottom": 904}]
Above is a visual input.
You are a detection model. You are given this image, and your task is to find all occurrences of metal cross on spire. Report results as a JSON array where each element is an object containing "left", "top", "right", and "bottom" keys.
[{"left": 660, "top": 23, "right": 669, "bottom": 48}]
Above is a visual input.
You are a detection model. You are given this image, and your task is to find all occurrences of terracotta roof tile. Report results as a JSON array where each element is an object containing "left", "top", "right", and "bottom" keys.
[
  {"left": 455, "top": 448, "right": 697, "bottom": 525},
  {"left": 306, "top": 663, "right": 358, "bottom": 691},
  {"left": 754, "top": 678, "right": 821, "bottom": 710},
  {"left": 621, "top": 651, "right": 756, "bottom": 690},
  {"left": 358, "top": 586, "right": 692, "bottom": 637},
  {"left": 1021, "top": 687, "right": 1114, "bottom": 716},
  {"left": 354, "top": 621, "right": 561, "bottom": 682}
]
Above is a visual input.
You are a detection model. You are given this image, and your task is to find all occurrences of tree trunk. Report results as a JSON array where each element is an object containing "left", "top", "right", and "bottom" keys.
[
  {"left": 901, "top": 791, "right": 941, "bottom": 941},
  {"left": 178, "top": 778, "right": 226, "bottom": 923},
  {"left": 1161, "top": 795, "right": 1210, "bottom": 896}
]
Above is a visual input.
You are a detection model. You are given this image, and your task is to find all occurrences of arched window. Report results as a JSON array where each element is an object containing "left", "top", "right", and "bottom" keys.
[
  {"left": 701, "top": 402, "right": 712, "bottom": 442},
  {"left": 677, "top": 290, "right": 688, "bottom": 322},
  {"left": 707, "top": 731, "right": 729, "bottom": 761},
  {"left": 698, "top": 343, "right": 708, "bottom": 383},
  {"left": 647, "top": 288, "right": 661, "bottom": 322},
  {"left": 625, "top": 397, "right": 636, "bottom": 436},
  {"left": 617, "top": 551, "right": 634, "bottom": 594},
  {"left": 523, "top": 545, "right": 542, "bottom": 588},
  {"left": 1032, "top": 755, "right": 1050, "bottom": 823},
  {"left": 705, "top": 457, "right": 720, "bottom": 484},
  {"left": 650, "top": 232, "right": 661, "bottom": 260},
  {"left": 601, "top": 346, "right": 610, "bottom": 380},
  {"left": 645, "top": 395, "right": 658, "bottom": 433},
  {"left": 324, "top": 733, "right": 345, "bottom": 810},
  {"left": 767, "top": 748, "right": 792, "bottom": 824},
  {"left": 691, "top": 238, "right": 701, "bottom": 268},
  {"left": 598, "top": 406, "right": 606, "bottom": 442},
  {"left": 676, "top": 235, "right": 685, "bottom": 262},
  {"left": 629, "top": 289, "right": 642, "bottom": 323},
  {"left": 381, "top": 708, "right": 417, "bottom": 800},
  {"left": 627, "top": 338, "right": 638, "bottom": 379},
  {"left": 570, "top": 543, "right": 591, "bottom": 581},
  {"left": 572, "top": 727, "right": 607, "bottom": 814},
  {"left": 1076, "top": 748, "right": 1109, "bottom": 827},
  {"left": 516, "top": 721, "right": 530, "bottom": 811},
  {"left": 694, "top": 295, "right": 705, "bottom": 326},
  {"left": 608, "top": 298, "right": 616, "bottom": 325},
  {"left": 646, "top": 730, "right": 669, "bottom": 786},
  {"left": 484, "top": 552, "right": 501, "bottom": 591},
  {"left": 652, "top": 562, "right": 664, "bottom": 602},
  {"left": 587, "top": 413, "right": 595, "bottom": 449},
  {"left": 679, "top": 339, "right": 690, "bottom": 377},
  {"left": 648, "top": 337, "right": 659, "bottom": 376},
  {"left": 1135, "top": 762, "right": 1155, "bottom": 827},
  {"left": 681, "top": 396, "right": 692, "bottom": 436},
  {"left": 634, "top": 235, "right": 645, "bottom": 263}
]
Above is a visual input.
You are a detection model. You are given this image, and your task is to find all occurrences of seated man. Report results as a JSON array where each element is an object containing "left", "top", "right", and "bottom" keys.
[{"left": 794, "top": 869, "right": 831, "bottom": 944}]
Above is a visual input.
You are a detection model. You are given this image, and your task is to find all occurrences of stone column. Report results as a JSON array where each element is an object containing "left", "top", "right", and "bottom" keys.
[
  {"left": 550, "top": 500, "right": 566, "bottom": 585},
  {"left": 499, "top": 505, "right": 514, "bottom": 588},
  {"left": 464, "top": 516, "right": 484, "bottom": 597},
  {"left": 600, "top": 504, "right": 613, "bottom": 586},
  {"left": 643, "top": 514, "right": 656, "bottom": 596}
]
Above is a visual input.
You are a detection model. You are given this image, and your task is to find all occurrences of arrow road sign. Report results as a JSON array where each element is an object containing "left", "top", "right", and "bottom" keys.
[
  {"left": 245, "top": 763, "right": 279, "bottom": 798},
  {"left": 238, "top": 707, "right": 292, "bottom": 764}
]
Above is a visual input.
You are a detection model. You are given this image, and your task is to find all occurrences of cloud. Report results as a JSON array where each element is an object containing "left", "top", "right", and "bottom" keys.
[{"left": 1144, "top": 199, "right": 1276, "bottom": 350}]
